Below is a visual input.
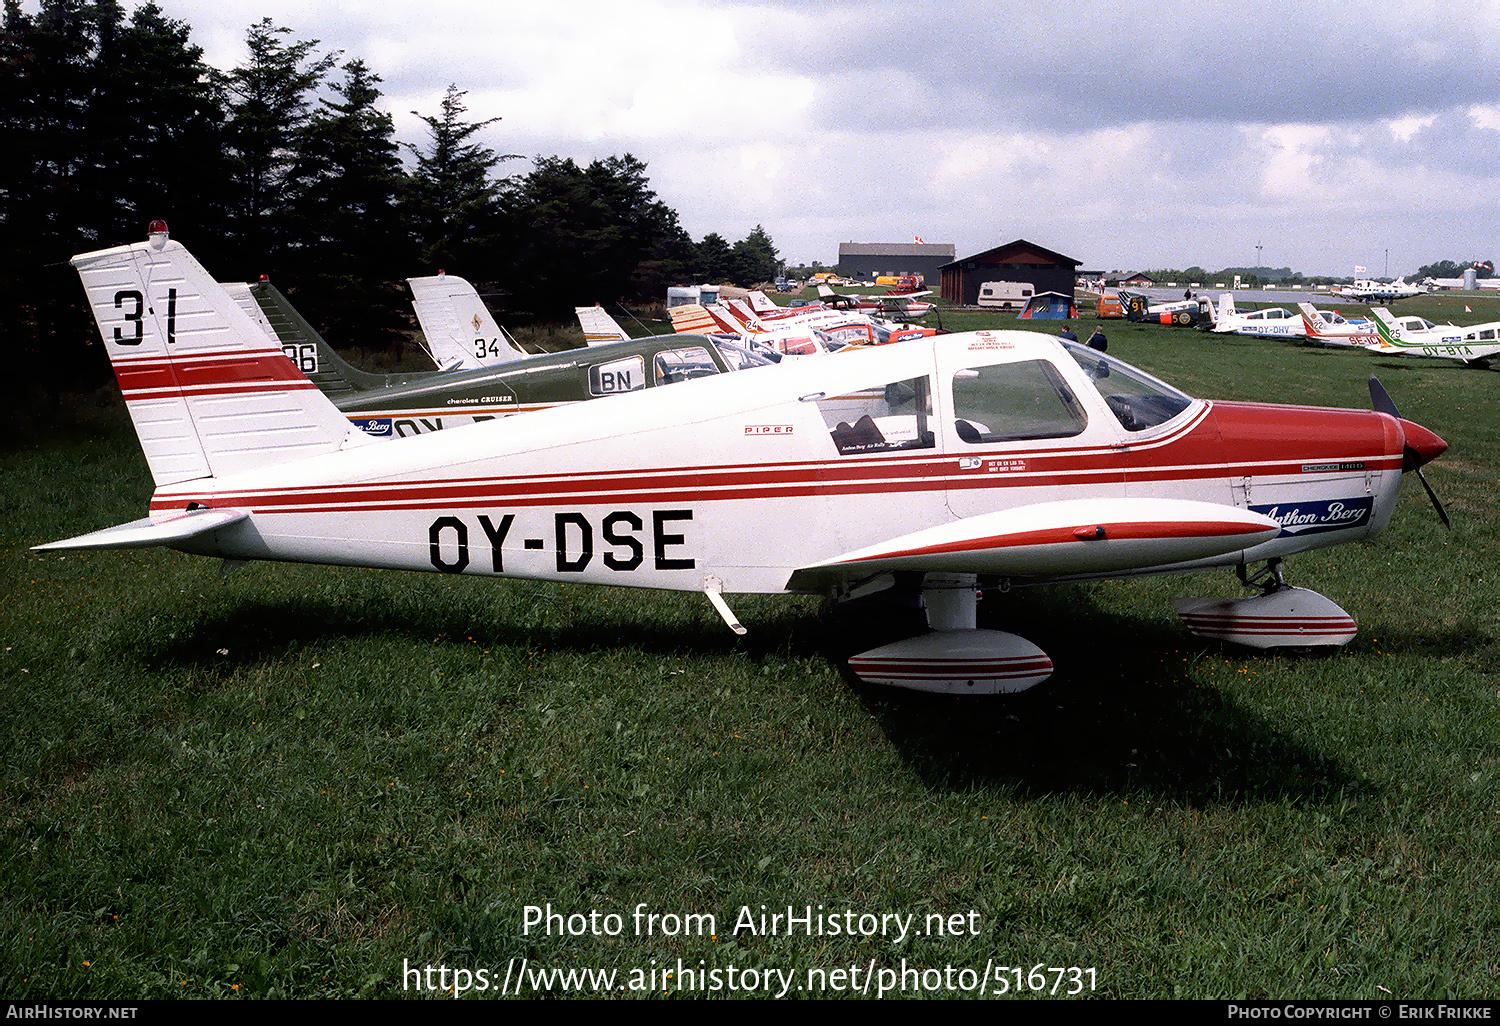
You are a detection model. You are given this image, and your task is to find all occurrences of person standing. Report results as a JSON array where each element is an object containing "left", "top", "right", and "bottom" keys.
[{"left": 1088, "top": 326, "right": 1108, "bottom": 351}]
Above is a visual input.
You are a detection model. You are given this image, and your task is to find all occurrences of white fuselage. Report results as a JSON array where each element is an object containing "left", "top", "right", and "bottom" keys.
[{"left": 149, "top": 332, "right": 1407, "bottom": 596}]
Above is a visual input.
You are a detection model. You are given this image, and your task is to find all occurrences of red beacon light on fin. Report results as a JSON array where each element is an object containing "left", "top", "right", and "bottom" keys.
[{"left": 147, "top": 219, "right": 169, "bottom": 249}]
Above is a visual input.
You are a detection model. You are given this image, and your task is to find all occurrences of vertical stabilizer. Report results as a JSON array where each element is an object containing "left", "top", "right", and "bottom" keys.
[
  {"left": 724, "top": 297, "right": 767, "bottom": 331},
  {"left": 71, "top": 224, "right": 368, "bottom": 487},
  {"left": 1214, "top": 293, "right": 1236, "bottom": 330},
  {"left": 1371, "top": 316, "right": 1404, "bottom": 352},
  {"left": 241, "top": 279, "right": 390, "bottom": 395},
  {"left": 1296, "top": 302, "right": 1321, "bottom": 340},
  {"left": 574, "top": 304, "right": 631, "bottom": 345},
  {"left": 407, "top": 273, "right": 525, "bottom": 369}
]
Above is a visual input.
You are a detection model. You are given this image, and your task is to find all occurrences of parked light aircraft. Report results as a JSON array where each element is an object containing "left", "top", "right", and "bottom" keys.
[
  {"left": 669, "top": 298, "right": 934, "bottom": 357},
  {"left": 816, "top": 283, "right": 935, "bottom": 319},
  {"left": 1205, "top": 294, "right": 1303, "bottom": 338},
  {"left": 668, "top": 302, "right": 836, "bottom": 357},
  {"left": 226, "top": 278, "right": 768, "bottom": 439},
  {"left": 724, "top": 296, "right": 936, "bottom": 349},
  {"left": 1328, "top": 278, "right": 1427, "bottom": 303},
  {"left": 1119, "top": 290, "right": 1212, "bottom": 326},
  {"left": 1371, "top": 308, "right": 1500, "bottom": 367},
  {"left": 37, "top": 223, "right": 1450, "bottom": 695},
  {"left": 1295, "top": 303, "right": 1381, "bottom": 349}
]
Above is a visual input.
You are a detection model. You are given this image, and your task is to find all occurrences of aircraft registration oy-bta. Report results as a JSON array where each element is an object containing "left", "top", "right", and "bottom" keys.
[{"left": 35, "top": 223, "right": 1451, "bottom": 695}]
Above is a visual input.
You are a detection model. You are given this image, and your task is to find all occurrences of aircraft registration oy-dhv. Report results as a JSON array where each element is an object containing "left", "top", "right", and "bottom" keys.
[{"left": 36, "top": 223, "right": 1452, "bottom": 695}]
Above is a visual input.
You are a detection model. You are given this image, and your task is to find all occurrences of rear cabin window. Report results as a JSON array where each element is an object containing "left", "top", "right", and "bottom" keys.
[
  {"left": 813, "top": 376, "right": 935, "bottom": 455},
  {"left": 950, "top": 360, "right": 1087, "bottom": 443}
]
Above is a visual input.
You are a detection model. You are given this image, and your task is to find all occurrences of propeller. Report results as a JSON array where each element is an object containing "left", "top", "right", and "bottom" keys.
[{"left": 1369, "top": 376, "right": 1451, "bottom": 528}]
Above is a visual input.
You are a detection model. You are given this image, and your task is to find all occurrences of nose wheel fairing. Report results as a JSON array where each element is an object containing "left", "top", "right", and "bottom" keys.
[{"left": 1171, "top": 585, "right": 1357, "bottom": 649}]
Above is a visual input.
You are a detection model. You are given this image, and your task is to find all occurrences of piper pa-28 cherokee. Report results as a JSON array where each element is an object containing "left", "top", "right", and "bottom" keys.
[
  {"left": 1371, "top": 309, "right": 1500, "bottom": 367},
  {"left": 36, "top": 223, "right": 1450, "bottom": 695},
  {"left": 1296, "top": 303, "right": 1382, "bottom": 349}
]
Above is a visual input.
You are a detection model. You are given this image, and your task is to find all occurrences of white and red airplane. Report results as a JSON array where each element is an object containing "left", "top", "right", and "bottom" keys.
[
  {"left": 667, "top": 301, "right": 839, "bottom": 357},
  {"left": 36, "top": 224, "right": 1450, "bottom": 695},
  {"left": 816, "top": 283, "right": 936, "bottom": 319},
  {"left": 1296, "top": 303, "right": 1382, "bottom": 349},
  {"left": 712, "top": 296, "right": 937, "bottom": 353}
]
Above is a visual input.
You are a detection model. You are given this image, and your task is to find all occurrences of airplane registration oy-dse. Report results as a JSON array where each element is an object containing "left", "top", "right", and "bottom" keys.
[{"left": 36, "top": 224, "right": 1450, "bottom": 695}]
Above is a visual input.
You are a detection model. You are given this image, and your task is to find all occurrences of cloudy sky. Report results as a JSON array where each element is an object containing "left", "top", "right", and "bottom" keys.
[{"left": 132, "top": 0, "right": 1500, "bottom": 276}]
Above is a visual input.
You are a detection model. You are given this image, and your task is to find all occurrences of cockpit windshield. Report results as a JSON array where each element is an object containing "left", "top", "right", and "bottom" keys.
[{"left": 1060, "top": 339, "right": 1195, "bottom": 432}]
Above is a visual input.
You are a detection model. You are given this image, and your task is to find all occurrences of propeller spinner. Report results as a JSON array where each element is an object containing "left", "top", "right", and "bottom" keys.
[{"left": 1369, "top": 376, "right": 1450, "bottom": 528}]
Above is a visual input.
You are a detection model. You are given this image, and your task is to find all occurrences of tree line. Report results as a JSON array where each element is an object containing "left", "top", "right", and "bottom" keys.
[
  {"left": 0, "top": 0, "right": 781, "bottom": 401},
  {"left": 1138, "top": 259, "right": 1495, "bottom": 288}
]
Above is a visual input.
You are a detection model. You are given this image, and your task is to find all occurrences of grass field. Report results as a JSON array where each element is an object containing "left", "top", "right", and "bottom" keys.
[{"left": 2, "top": 303, "right": 1498, "bottom": 1000}]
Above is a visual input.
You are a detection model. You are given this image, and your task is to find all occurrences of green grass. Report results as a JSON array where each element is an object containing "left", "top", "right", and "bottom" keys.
[{"left": 2, "top": 325, "right": 1498, "bottom": 999}]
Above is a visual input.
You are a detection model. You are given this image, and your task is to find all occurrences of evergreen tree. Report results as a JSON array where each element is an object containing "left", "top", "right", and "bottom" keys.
[
  {"left": 695, "top": 233, "right": 732, "bottom": 282},
  {"left": 403, "top": 84, "right": 514, "bottom": 274},
  {"left": 107, "top": 3, "right": 227, "bottom": 256},
  {"left": 508, "top": 153, "right": 687, "bottom": 314},
  {"left": 0, "top": 0, "right": 132, "bottom": 404},
  {"left": 222, "top": 18, "right": 336, "bottom": 265},
  {"left": 729, "top": 225, "right": 779, "bottom": 285},
  {"left": 284, "top": 58, "right": 412, "bottom": 349}
]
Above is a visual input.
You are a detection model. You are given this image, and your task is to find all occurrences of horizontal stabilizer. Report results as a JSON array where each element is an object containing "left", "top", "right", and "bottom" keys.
[
  {"left": 34, "top": 507, "right": 248, "bottom": 552},
  {"left": 788, "top": 498, "right": 1281, "bottom": 589}
]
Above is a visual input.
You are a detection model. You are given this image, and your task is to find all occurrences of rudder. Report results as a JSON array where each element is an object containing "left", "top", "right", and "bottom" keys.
[{"left": 72, "top": 222, "right": 367, "bottom": 487}]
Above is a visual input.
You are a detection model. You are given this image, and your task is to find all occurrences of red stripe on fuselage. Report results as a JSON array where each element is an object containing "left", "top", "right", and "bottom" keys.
[{"left": 147, "top": 400, "right": 1401, "bottom": 515}]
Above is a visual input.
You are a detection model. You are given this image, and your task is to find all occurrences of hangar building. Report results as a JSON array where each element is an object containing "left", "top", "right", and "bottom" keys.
[
  {"left": 940, "top": 240, "right": 1080, "bottom": 307},
  {"left": 838, "top": 242, "right": 956, "bottom": 284}
]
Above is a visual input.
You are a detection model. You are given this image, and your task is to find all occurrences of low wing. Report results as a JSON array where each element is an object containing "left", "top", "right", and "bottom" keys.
[
  {"left": 34, "top": 507, "right": 249, "bottom": 552},
  {"left": 786, "top": 498, "right": 1280, "bottom": 590}
]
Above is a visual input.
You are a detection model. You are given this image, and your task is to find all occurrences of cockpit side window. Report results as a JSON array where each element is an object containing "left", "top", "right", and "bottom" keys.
[
  {"left": 652, "top": 346, "right": 718, "bottom": 385},
  {"left": 950, "top": 360, "right": 1087, "bottom": 443},
  {"left": 1060, "top": 339, "right": 1194, "bottom": 432}
]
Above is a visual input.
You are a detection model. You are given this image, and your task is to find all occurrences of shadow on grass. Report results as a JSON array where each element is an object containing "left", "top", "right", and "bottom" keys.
[
  {"left": 816, "top": 583, "right": 1373, "bottom": 809},
  {"left": 105, "top": 576, "right": 1370, "bottom": 809}
]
